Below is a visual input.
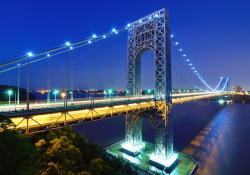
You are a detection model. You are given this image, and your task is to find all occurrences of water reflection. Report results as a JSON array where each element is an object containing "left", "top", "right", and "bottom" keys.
[{"left": 183, "top": 104, "right": 250, "bottom": 175}]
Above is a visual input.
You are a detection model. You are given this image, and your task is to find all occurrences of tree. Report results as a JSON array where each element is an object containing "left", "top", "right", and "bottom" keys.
[
  {"left": 89, "top": 158, "right": 112, "bottom": 175},
  {"left": 79, "top": 171, "right": 91, "bottom": 175},
  {"left": 38, "top": 135, "right": 83, "bottom": 175},
  {"left": 0, "top": 115, "right": 15, "bottom": 131},
  {"left": 0, "top": 130, "right": 38, "bottom": 175},
  {"left": 34, "top": 127, "right": 137, "bottom": 175}
]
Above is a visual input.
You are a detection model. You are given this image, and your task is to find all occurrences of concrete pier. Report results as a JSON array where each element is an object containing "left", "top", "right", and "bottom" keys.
[{"left": 107, "top": 140, "right": 197, "bottom": 175}]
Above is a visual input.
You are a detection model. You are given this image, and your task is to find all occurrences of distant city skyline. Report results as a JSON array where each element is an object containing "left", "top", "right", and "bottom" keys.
[{"left": 0, "top": 0, "right": 249, "bottom": 90}]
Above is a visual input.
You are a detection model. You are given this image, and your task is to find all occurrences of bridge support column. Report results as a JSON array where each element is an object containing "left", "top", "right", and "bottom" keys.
[
  {"left": 25, "top": 117, "right": 29, "bottom": 134},
  {"left": 155, "top": 125, "right": 167, "bottom": 157},
  {"left": 122, "top": 113, "right": 145, "bottom": 155},
  {"left": 64, "top": 113, "right": 67, "bottom": 125},
  {"left": 149, "top": 107, "right": 177, "bottom": 169}
]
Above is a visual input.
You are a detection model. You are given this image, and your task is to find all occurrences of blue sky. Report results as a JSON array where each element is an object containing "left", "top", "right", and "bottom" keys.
[{"left": 0, "top": 0, "right": 249, "bottom": 90}]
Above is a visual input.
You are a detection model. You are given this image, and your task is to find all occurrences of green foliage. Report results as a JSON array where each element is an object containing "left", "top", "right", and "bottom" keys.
[
  {"left": 0, "top": 115, "right": 15, "bottom": 131},
  {"left": 0, "top": 126, "right": 137, "bottom": 175},
  {"left": 45, "top": 136, "right": 82, "bottom": 171},
  {"left": 36, "top": 129, "right": 85, "bottom": 174},
  {"left": 89, "top": 158, "right": 112, "bottom": 175},
  {"left": 35, "top": 127, "right": 137, "bottom": 175},
  {"left": 0, "top": 130, "right": 38, "bottom": 175}
]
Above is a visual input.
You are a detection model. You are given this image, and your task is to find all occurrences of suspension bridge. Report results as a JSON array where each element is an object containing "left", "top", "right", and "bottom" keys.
[{"left": 0, "top": 9, "right": 229, "bottom": 174}]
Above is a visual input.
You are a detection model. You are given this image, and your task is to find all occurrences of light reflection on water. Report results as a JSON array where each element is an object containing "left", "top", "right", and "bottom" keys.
[
  {"left": 74, "top": 102, "right": 250, "bottom": 175},
  {"left": 183, "top": 103, "right": 250, "bottom": 175}
]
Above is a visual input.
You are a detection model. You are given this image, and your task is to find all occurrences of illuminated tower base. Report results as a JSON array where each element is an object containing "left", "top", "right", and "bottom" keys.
[
  {"left": 149, "top": 115, "right": 177, "bottom": 170},
  {"left": 121, "top": 113, "right": 145, "bottom": 156},
  {"left": 121, "top": 110, "right": 177, "bottom": 170},
  {"left": 107, "top": 141, "right": 196, "bottom": 175}
]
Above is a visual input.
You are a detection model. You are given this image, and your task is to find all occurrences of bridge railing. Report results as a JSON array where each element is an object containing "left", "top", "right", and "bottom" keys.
[
  {"left": 0, "top": 91, "right": 226, "bottom": 113},
  {"left": 0, "top": 95, "right": 154, "bottom": 115}
]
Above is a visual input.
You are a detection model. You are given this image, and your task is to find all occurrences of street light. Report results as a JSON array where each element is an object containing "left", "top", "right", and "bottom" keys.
[
  {"left": 126, "top": 90, "right": 129, "bottom": 96},
  {"left": 53, "top": 90, "right": 59, "bottom": 102},
  {"left": 104, "top": 89, "right": 113, "bottom": 99},
  {"left": 17, "top": 63, "right": 20, "bottom": 105},
  {"left": 61, "top": 92, "right": 67, "bottom": 99},
  {"left": 108, "top": 89, "right": 113, "bottom": 94},
  {"left": 69, "top": 91, "right": 73, "bottom": 101},
  {"left": 107, "top": 89, "right": 113, "bottom": 98},
  {"left": 6, "top": 89, "right": 13, "bottom": 105},
  {"left": 61, "top": 92, "right": 67, "bottom": 108},
  {"left": 26, "top": 51, "right": 33, "bottom": 111},
  {"left": 103, "top": 90, "right": 107, "bottom": 99},
  {"left": 147, "top": 89, "right": 152, "bottom": 95}
]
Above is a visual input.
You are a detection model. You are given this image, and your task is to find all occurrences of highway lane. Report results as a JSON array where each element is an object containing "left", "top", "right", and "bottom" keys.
[
  {"left": 0, "top": 92, "right": 225, "bottom": 112},
  {"left": 6, "top": 92, "right": 226, "bottom": 131}
]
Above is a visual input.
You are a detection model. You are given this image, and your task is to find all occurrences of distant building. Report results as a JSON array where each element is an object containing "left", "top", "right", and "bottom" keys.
[{"left": 233, "top": 86, "right": 243, "bottom": 92}]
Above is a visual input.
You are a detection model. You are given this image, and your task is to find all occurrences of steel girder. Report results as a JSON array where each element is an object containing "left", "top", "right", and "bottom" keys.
[{"left": 125, "top": 113, "right": 142, "bottom": 147}]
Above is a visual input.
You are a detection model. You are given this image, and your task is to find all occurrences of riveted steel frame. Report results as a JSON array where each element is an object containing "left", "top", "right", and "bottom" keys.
[
  {"left": 12, "top": 101, "right": 154, "bottom": 134},
  {"left": 126, "top": 9, "right": 173, "bottom": 159},
  {"left": 125, "top": 112, "right": 143, "bottom": 147}
]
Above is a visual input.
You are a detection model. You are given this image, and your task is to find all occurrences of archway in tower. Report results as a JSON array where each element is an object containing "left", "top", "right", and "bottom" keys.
[{"left": 139, "top": 49, "right": 155, "bottom": 143}]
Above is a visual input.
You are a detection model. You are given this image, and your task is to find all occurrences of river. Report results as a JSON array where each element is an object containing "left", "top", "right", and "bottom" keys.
[{"left": 74, "top": 100, "right": 250, "bottom": 175}]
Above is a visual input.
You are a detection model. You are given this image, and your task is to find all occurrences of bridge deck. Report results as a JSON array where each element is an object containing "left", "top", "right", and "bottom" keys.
[{"left": 0, "top": 92, "right": 226, "bottom": 133}]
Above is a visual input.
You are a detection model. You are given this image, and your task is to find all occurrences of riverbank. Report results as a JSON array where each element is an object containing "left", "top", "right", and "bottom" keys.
[{"left": 230, "top": 94, "right": 250, "bottom": 103}]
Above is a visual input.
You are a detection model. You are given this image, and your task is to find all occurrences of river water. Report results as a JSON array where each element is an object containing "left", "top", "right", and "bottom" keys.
[{"left": 74, "top": 101, "right": 250, "bottom": 175}]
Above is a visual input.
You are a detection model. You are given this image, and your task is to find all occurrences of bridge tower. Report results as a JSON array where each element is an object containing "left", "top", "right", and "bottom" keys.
[{"left": 125, "top": 9, "right": 175, "bottom": 164}]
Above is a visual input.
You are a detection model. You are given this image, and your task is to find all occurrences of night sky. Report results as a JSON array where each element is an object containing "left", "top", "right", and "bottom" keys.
[{"left": 0, "top": 0, "right": 249, "bottom": 90}]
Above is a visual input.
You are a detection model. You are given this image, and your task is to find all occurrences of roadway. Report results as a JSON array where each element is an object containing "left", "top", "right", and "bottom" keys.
[
  {"left": 0, "top": 92, "right": 224, "bottom": 112},
  {"left": 0, "top": 91, "right": 227, "bottom": 132}
]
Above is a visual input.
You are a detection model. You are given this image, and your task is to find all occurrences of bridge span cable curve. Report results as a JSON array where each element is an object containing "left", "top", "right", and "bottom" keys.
[
  {"left": 219, "top": 77, "right": 229, "bottom": 91},
  {"left": 0, "top": 27, "right": 127, "bottom": 73},
  {"left": 171, "top": 41, "right": 202, "bottom": 90},
  {"left": 170, "top": 34, "right": 228, "bottom": 92},
  {"left": 0, "top": 16, "right": 229, "bottom": 93},
  {"left": 214, "top": 77, "right": 224, "bottom": 90},
  {"left": 0, "top": 33, "right": 121, "bottom": 74}
]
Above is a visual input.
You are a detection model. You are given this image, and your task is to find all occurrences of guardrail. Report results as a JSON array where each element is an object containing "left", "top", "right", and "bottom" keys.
[
  {"left": 0, "top": 98, "right": 153, "bottom": 118},
  {"left": 0, "top": 92, "right": 226, "bottom": 113}
]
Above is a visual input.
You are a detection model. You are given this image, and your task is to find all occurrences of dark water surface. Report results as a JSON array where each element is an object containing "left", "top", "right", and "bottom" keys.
[{"left": 74, "top": 101, "right": 250, "bottom": 175}]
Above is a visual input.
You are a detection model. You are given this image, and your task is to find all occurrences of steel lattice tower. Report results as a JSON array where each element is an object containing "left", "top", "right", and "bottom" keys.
[{"left": 126, "top": 9, "right": 174, "bottom": 160}]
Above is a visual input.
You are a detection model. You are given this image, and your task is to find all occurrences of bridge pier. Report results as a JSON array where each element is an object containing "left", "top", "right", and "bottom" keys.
[
  {"left": 118, "top": 107, "right": 178, "bottom": 173},
  {"left": 122, "top": 107, "right": 176, "bottom": 164},
  {"left": 150, "top": 110, "right": 176, "bottom": 169},
  {"left": 122, "top": 113, "right": 145, "bottom": 155}
]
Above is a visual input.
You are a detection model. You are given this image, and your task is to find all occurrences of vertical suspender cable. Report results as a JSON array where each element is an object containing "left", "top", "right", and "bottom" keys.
[
  {"left": 26, "top": 59, "right": 30, "bottom": 111},
  {"left": 47, "top": 57, "right": 51, "bottom": 103},
  {"left": 17, "top": 64, "right": 20, "bottom": 105}
]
